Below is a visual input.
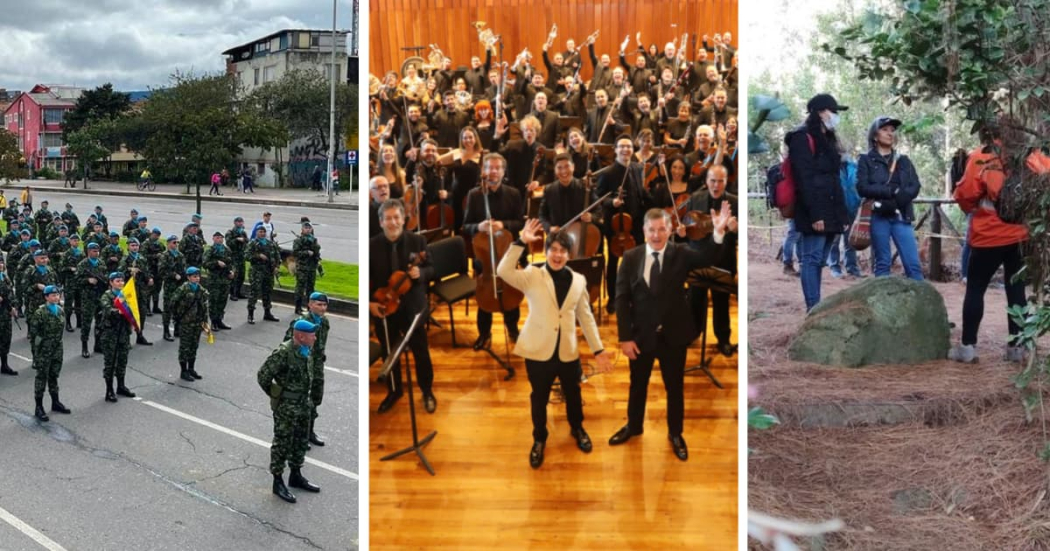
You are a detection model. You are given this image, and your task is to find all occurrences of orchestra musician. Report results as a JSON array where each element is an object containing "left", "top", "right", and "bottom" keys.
[
  {"left": 539, "top": 153, "right": 601, "bottom": 234},
  {"left": 597, "top": 135, "right": 651, "bottom": 314}
]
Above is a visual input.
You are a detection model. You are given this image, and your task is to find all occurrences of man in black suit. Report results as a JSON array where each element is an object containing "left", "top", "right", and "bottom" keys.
[
  {"left": 369, "top": 199, "right": 438, "bottom": 414},
  {"left": 464, "top": 52, "right": 492, "bottom": 95},
  {"left": 530, "top": 93, "right": 561, "bottom": 148},
  {"left": 608, "top": 204, "right": 732, "bottom": 461},
  {"left": 584, "top": 89, "right": 625, "bottom": 144},
  {"left": 597, "top": 136, "right": 650, "bottom": 314},
  {"left": 494, "top": 115, "right": 549, "bottom": 197}
]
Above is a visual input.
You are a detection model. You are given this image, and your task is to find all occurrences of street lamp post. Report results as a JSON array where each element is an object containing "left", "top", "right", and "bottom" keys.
[{"left": 327, "top": 0, "right": 338, "bottom": 204}]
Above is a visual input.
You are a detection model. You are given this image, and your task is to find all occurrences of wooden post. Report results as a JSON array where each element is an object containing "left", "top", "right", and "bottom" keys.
[{"left": 930, "top": 205, "right": 943, "bottom": 281}]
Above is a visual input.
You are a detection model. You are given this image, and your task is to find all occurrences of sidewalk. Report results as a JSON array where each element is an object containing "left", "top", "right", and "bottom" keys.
[{"left": 1, "top": 179, "right": 360, "bottom": 210}]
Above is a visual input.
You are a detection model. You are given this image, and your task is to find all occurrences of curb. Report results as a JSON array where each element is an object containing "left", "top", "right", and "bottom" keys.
[
  {"left": 13, "top": 185, "right": 358, "bottom": 211},
  {"left": 271, "top": 288, "right": 358, "bottom": 318}
]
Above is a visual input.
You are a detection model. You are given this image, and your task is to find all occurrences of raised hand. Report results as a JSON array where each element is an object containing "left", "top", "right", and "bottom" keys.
[
  {"left": 711, "top": 200, "right": 732, "bottom": 234},
  {"left": 520, "top": 218, "right": 543, "bottom": 244}
]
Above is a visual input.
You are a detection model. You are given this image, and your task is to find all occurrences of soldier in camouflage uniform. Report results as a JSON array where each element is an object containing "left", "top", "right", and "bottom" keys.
[
  {"left": 59, "top": 233, "right": 83, "bottom": 332},
  {"left": 225, "top": 216, "right": 249, "bottom": 301},
  {"left": 8, "top": 231, "right": 31, "bottom": 314},
  {"left": 257, "top": 319, "right": 321, "bottom": 503},
  {"left": 77, "top": 243, "right": 108, "bottom": 358},
  {"left": 158, "top": 235, "right": 186, "bottom": 342},
  {"left": 121, "top": 209, "right": 139, "bottom": 237},
  {"left": 0, "top": 259, "right": 17, "bottom": 376},
  {"left": 285, "top": 292, "right": 331, "bottom": 448},
  {"left": 2, "top": 200, "right": 19, "bottom": 229},
  {"left": 33, "top": 200, "right": 52, "bottom": 240},
  {"left": 85, "top": 221, "right": 106, "bottom": 252},
  {"left": 182, "top": 214, "right": 203, "bottom": 239},
  {"left": 43, "top": 216, "right": 63, "bottom": 246},
  {"left": 179, "top": 222, "right": 205, "bottom": 268},
  {"left": 292, "top": 222, "right": 322, "bottom": 315},
  {"left": 118, "top": 238, "right": 153, "bottom": 346},
  {"left": 22, "top": 249, "right": 57, "bottom": 327},
  {"left": 30, "top": 285, "right": 68, "bottom": 421},
  {"left": 60, "top": 203, "right": 79, "bottom": 236},
  {"left": 99, "top": 272, "right": 136, "bottom": 403},
  {"left": 1, "top": 220, "right": 21, "bottom": 253},
  {"left": 81, "top": 214, "right": 97, "bottom": 241},
  {"left": 245, "top": 225, "right": 281, "bottom": 324},
  {"left": 47, "top": 225, "right": 71, "bottom": 260},
  {"left": 144, "top": 227, "right": 164, "bottom": 315},
  {"left": 93, "top": 205, "right": 108, "bottom": 234},
  {"left": 202, "top": 232, "right": 234, "bottom": 330},
  {"left": 132, "top": 216, "right": 151, "bottom": 248},
  {"left": 170, "top": 266, "right": 209, "bottom": 381},
  {"left": 103, "top": 231, "right": 123, "bottom": 274}
]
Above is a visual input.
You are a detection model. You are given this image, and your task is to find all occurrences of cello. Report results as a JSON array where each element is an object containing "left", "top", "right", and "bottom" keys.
[
  {"left": 425, "top": 165, "right": 454, "bottom": 230},
  {"left": 608, "top": 162, "right": 637, "bottom": 258},
  {"left": 562, "top": 186, "right": 610, "bottom": 305},
  {"left": 472, "top": 182, "right": 523, "bottom": 379}
]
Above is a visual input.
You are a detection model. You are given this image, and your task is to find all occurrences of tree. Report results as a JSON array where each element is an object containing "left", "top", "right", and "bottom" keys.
[
  {"left": 66, "top": 119, "right": 116, "bottom": 183},
  {"left": 0, "top": 130, "right": 22, "bottom": 184},
  {"left": 62, "top": 84, "right": 131, "bottom": 143}
]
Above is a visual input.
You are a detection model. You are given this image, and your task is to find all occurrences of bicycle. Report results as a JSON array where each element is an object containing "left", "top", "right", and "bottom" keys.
[{"left": 137, "top": 178, "right": 156, "bottom": 192}]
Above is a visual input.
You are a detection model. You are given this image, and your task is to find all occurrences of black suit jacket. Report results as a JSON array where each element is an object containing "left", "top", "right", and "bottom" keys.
[
  {"left": 531, "top": 110, "right": 561, "bottom": 149},
  {"left": 615, "top": 242, "right": 717, "bottom": 352},
  {"left": 499, "top": 139, "right": 549, "bottom": 195},
  {"left": 369, "top": 231, "right": 434, "bottom": 317}
]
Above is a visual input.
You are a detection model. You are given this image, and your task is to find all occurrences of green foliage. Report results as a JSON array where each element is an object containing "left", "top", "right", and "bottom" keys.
[
  {"left": 749, "top": 406, "right": 780, "bottom": 430},
  {"left": 66, "top": 119, "right": 118, "bottom": 171},
  {"left": 62, "top": 84, "right": 131, "bottom": 144},
  {"left": 246, "top": 68, "right": 355, "bottom": 156},
  {"left": 0, "top": 130, "right": 22, "bottom": 184}
]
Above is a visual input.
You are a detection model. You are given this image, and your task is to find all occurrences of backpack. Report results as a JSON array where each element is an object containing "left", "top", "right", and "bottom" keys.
[
  {"left": 774, "top": 132, "right": 816, "bottom": 218},
  {"left": 840, "top": 158, "right": 860, "bottom": 219},
  {"left": 996, "top": 162, "right": 1027, "bottom": 225},
  {"left": 764, "top": 164, "right": 782, "bottom": 210}
]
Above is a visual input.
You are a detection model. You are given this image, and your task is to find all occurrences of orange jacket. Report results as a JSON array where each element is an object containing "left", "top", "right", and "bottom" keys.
[{"left": 953, "top": 147, "right": 1050, "bottom": 247}]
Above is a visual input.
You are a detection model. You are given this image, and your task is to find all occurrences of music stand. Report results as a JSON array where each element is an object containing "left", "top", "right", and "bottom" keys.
[
  {"left": 379, "top": 312, "right": 438, "bottom": 475},
  {"left": 684, "top": 266, "right": 737, "bottom": 388}
]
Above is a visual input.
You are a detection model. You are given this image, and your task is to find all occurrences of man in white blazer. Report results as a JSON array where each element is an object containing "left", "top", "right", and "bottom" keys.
[{"left": 498, "top": 218, "right": 613, "bottom": 468}]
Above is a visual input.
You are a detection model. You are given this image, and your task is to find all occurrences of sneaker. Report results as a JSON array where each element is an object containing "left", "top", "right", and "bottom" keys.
[
  {"left": 829, "top": 268, "right": 844, "bottom": 278},
  {"left": 783, "top": 264, "right": 799, "bottom": 277},
  {"left": 847, "top": 270, "right": 865, "bottom": 278},
  {"left": 1006, "top": 345, "right": 1026, "bottom": 363},
  {"left": 948, "top": 344, "right": 978, "bottom": 364}
]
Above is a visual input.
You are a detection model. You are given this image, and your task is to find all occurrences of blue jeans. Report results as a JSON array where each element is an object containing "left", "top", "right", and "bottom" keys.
[
  {"left": 960, "top": 213, "right": 973, "bottom": 278},
  {"left": 871, "top": 215, "right": 923, "bottom": 280},
  {"left": 826, "top": 228, "right": 860, "bottom": 275},
  {"left": 800, "top": 233, "right": 834, "bottom": 311},
  {"left": 783, "top": 219, "right": 802, "bottom": 264}
]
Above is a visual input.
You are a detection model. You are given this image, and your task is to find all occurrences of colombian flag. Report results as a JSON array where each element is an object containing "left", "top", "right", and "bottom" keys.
[{"left": 116, "top": 275, "right": 141, "bottom": 331}]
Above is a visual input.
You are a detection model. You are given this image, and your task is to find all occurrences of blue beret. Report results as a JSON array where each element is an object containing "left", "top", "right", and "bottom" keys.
[
  {"left": 152, "top": 227, "right": 161, "bottom": 234},
  {"left": 167, "top": 234, "right": 179, "bottom": 242},
  {"left": 186, "top": 267, "right": 200, "bottom": 275},
  {"left": 186, "top": 222, "right": 198, "bottom": 228},
  {"left": 192, "top": 213, "right": 202, "bottom": 219},
  {"left": 108, "top": 272, "right": 123, "bottom": 281},
  {"left": 69, "top": 233, "right": 80, "bottom": 240},
  {"left": 212, "top": 232, "right": 223, "bottom": 238},
  {"left": 137, "top": 216, "right": 148, "bottom": 222},
  {"left": 87, "top": 243, "right": 100, "bottom": 250},
  {"left": 293, "top": 320, "right": 317, "bottom": 333},
  {"left": 43, "top": 285, "right": 58, "bottom": 295},
  {"left": 109, "top": 231, "right": 119, "bottom": 237},
  {"left": 28, "top": 239, "right": 40, "bottom": 247},
  {"left": 302, "top": 222, "right": 312, "bottom": 228},
  {"left": 40, "top": 200, "right": 49, "bottom": 205},
  {"left": 32, "top": 250, "right": 46, "bottom": 257},
  {"left": 309, "top": 292, "right": 329, "bottom": 303},
  {"left": 234, "top": 216, "right": 244, "bottom": 222},
  {"left": 19, "top": 229, "right": 29, "bottom": 236},
  {"left": 130, "top": 209, "right": 138, "bottom": 214},
  {"left": 127, "top": 238, "right": 139, "bottom": 245}
]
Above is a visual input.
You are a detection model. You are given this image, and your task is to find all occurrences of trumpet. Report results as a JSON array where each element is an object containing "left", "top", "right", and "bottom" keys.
[
  {"left": 202, "top": 321, "right": 215, "bottom": 344},
  {"left": 576, "top": 29, "right": 600, "bottom": 50}
]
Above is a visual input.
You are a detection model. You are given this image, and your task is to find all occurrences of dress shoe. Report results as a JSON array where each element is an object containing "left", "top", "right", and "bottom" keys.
[
  {"left": 472, "top": 333, "right": 491, "bottom": 351},
  {"left": 423, "top": 393, "right": 437, "bottom": 413},
  {"left": 571, "top": 427, "right": 593, "bottom": 453},
  {"left": 288, "top": 468, "right": 320, "bottom": 492},
  {"left": 50, "top": 393, "right": 70, "bottom": 414},
  {"left": 717, "top": 342, "right": 736, "bottom": 357},
  {"left": 272, "top": 474, "right": 296, "bottom": 503},
  {"left": 529, "top": 441, "right": 545, "bottom": 469},
  {"left": 669, "top": 434, "right": 689, "bottom": 461},
  {"left": 608, "top": 425, "right": 643, "bottom": 446},
  {"left": 377, "top": 391, "right": 403, "bottom": 413},
  {"left": 116, "top": 377, "right": 136, "bottom": 398}
]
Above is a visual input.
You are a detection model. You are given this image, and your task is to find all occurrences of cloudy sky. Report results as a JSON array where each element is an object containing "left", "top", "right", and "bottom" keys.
[{"left": 0, "top": 0, "right": 357, "bottom": 92}]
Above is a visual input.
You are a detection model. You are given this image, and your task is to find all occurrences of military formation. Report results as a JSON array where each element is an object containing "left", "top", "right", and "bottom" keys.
[{"left": 0, "top": 198, "right": 331, "bottom": 505}]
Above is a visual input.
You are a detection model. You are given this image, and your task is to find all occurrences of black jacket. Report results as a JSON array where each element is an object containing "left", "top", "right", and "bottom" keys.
[
  {"left": 787, "top": 125, "right": 848, "bottom": 235},
  {"left": 856, "top": 150, "right": 921, "bottom": 222},
  {"left": 369, "top": 231, "right": 433, "bottom": 317},
  {"left": 538, "top": 179, "right": 600, "bottom": 232}
]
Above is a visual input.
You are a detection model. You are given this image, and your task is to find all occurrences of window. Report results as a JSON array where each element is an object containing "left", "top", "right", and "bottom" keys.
[
  {"left": 257, "top": 163, "right": 265, "bottom": 175},
  {"left": 40, "top": 133, "right": 63, "bottom": 148},
  {"left": 254, "top": 42, "right": 268, "bottom": 53},
  {"left": 270, "top": 37, "right": 280, "bottom": 51},
  {"left": 254, "top": 68, "right": 260, "bottom": 86},
  {"left": 263, "top": 65, "right": 277, "bottom": 83},
  {"left": 298, "top": 33, "right": 310, "bottom": 49},
  {"left": 44, "top": 109, "right": 64, "bottom": 125},
  {"left": 311, "top": 33, "right": 320, "bottom": 48}
]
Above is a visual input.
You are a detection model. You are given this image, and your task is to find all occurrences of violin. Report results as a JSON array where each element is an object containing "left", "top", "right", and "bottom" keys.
[
  {"left": 608, "top": 165, "right": 636, "bottom": 258},
  {"left": 373, "top": 251, "right": 428, "bottom": 316},
  {"left": 425, "top": 165, "right": 454, "bottom": 230},
  {"left": 680, "top": 211, "right": 714, "bottom": 241},
  {"left": 403, "top": 172, "right": 423, "bottom": 231}
]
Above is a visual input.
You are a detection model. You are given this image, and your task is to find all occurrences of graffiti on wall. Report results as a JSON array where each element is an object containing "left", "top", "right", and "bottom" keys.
[{"left": 288, "top": 134, "right": 328, "bottom": 188}]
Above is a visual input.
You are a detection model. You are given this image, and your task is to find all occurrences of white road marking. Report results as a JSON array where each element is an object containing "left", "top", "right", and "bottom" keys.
[
  {"left": 324, "top": 365, "right": 357, "bottom": 377},
  {"left": 10, "top": 353, "right": 31, "bottom": 364},
  {"left": 0, "top": 504, "right": 69, "bottom": 551},
  {"left": 136, "top": 398, "right": 358, "bottom": 480}
]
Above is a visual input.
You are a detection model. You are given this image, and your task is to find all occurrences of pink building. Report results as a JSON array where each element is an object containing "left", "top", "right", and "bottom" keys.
[{"left": 1, "top": 84, "right": 82, "bottom": 172}]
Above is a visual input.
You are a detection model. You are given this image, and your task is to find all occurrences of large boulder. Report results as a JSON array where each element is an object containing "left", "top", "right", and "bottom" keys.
[{"left": 788, "top": 277, "right": 950, "bottom": 367}]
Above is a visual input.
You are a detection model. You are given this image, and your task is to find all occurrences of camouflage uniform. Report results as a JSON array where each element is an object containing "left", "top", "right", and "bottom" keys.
[
  {"left": 121, "top": 218, "right": 138, "bottom": 237},
  {"left": 225, "top": 225, "right": 249, "bottom": 299},
  {"left": 59, "top": 245, "right": 84, "bottom": 328},
  {"left": 118, "top": 252, "right": 152, "bottom": 323},
  {"left": 85, "top": 230, "right": 106, "bottom": 251},
  {"left": 33, "top": 209, "right": 52, "bottom": 243},
  {"left": 2, "top": 204, "right": 19, "bottom": 228},
  {"left": 0, "top": 273, "right": 14, "bottom": 371},
  {"left": 170, "top": 281, "right": 209, "bottom": 363},
  {"left": 21, "top": 263, "right": 57, "bottom": 327},
  {"left": 202, "top": 243, "right": 233, "bottom": 324},
  {"left": 8, "top": 241, "right": 29, "bottom": 307},
  {"left": 103, "top": 241, "right": 123, "bottom": 274},
  {"left": 285, "top": 312, "right": 330, "bottom": 428},
  {"left": 61, "top": 209, "right": 80, "bottom": 236},
  {"left": 144, "top": 235, "right": 164, "bottom": 311},
  {"left": 257, "top": 340, "right": 314, "bottom": 475},
  {"left": 77, "top": 257, "right": 108, "bottom": 351},
  {"left": 292, "top": 233, "right": 321, "bottom": 310},
  {"left": 94, "top": 212, "right": 108, "bottom": 234},
  {"left": 1, "top": 228, "right": 20, "bottom": 253},
  {"left": 29, "top": 302, "right": 64, "bottom": 398},
  {"left": 246, "top": 237, "right": 280, "bottom": 313},
  {"left": 157, "top": 248, "right": 186, "bottom": 333},
  {"left": 99, "top": 288, "right": 132, "bottom": 383},
  {"left": 179, "top": 232, "right": 205, "bottom": 268}
]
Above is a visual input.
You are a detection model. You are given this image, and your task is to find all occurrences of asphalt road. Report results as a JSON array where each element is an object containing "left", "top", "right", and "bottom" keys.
[
  {"left": 0, "top": 303, "right": 359, "bottom": 550},
  {"left": 18, "top": 192, "right": 359, "bottom": 265}
]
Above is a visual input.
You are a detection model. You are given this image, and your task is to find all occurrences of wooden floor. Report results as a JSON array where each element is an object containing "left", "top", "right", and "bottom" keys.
[{"left": 368, "top": 286, "right": 738, "bottom": 550}]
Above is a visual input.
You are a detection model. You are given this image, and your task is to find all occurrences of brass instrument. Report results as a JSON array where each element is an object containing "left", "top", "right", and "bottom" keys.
[
  {"left": 369, "top": 73, "right": 382, "bottom": 96},
  {"left": 454, "top": 90, "right": 474, "bottom": 111},
  {"left": 472, "top": 21, "right": 500, "bottom": 51},
  {"left": 425, "top": 44, "right": 447, "bottom": 72}
]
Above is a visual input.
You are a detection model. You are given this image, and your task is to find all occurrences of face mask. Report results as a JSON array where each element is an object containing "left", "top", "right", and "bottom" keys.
[
  {"left": 47, "top": 304, "right": 59, "bottom": 316},
  {"left": 188, "top": 282, "right": 199, "bottom": 291},
  {"left": 824, "top": 112, "right": 840, "bottom": 130},
  {"left": 298, "top": 345, "right": 310, "bottom": 358}
]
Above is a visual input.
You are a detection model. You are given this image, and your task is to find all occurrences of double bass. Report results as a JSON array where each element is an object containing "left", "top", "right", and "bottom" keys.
[{"left": 425, "top": 165, "right": 454, "bottom": 231}]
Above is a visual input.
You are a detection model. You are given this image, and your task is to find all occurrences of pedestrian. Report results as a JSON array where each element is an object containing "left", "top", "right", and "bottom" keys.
[
  {"left": 0, "top": 258, "right": 17, "bottom": 376},
  {"left": 221, "top": 168, "right": 230, "bottom": 188},
  {"left": 225, "top": 217, "right": 249, "bottom": 301},
  {"left": 202, "top": 232, "right": 234, "bottom": 330},
  {"left": 76, "top": 243, "right": 107, "bottom": 358},
  {"left": 118, "top": 238, "right": 154, "bottom": 346},
  {"left": 20, "top": 186, "right": 31, "bottom": 210},
  {"left": 311, "top": 166, "right": 322, "bottom": 191},
  {"left": 209, "top": 172, "right": 223, "bottom": 196},
  {"left": 246, "top": 225, "right": 281, "bottom": 324},
  {"left": 30, "top": 285, "right": 67, "bottom": 421},
  {"left": 285, "top": 292, "right": 331, "bottom": 448},
  {"left": 258, "top": 319, "right": 322, "bottom": 503},
  {"left": 292, "top": 221, "right": 321, "bottom": 314},
  {"left": 171, "top": 266, "right": 210, "bottom": 381},
  {"left": 243, "top": 168, "right": 255, "bottom": 194},
  {"left": 157, "top": 235, "right": 186, "bottom": 342},
  {"left": 99, "top": 272, "right": 136, "bottom": 402}
]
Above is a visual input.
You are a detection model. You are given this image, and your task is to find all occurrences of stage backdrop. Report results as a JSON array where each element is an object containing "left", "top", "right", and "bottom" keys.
[{"left": 370, "top": 0, "right": 737, "bottom": 81}]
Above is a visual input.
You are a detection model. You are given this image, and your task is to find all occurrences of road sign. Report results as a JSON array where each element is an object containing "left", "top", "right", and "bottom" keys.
[{"left": 346, "top": 150, "right": 358, "bottom": 165}]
